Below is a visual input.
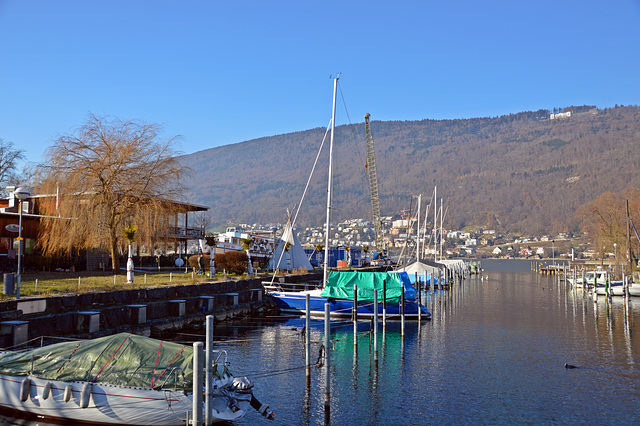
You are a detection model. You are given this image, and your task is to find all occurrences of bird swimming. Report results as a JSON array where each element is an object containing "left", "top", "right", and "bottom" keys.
[{"left": 564, "top": 363, "right": 578, "bottom": 369}]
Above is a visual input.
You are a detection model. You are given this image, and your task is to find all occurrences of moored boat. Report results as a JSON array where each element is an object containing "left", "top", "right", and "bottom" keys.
[
  {"left": 0, "top": 333, "right": 268, "bottom": 425},
  {"left": 265, "top": 76, "right": 430, "bottom": 321},
  {"left": 268, "top": 270, "right": 430, "bottom": 320}
]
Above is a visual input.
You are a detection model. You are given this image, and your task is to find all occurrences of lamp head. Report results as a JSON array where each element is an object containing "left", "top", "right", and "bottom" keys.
[{"left": 13, "top": 187, "right": 30, "bottom": 201}]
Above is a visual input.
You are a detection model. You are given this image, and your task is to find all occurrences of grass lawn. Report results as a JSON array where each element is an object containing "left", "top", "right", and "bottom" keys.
[{"left": 0, "top": 269, "right": 274, "bottom": 299}]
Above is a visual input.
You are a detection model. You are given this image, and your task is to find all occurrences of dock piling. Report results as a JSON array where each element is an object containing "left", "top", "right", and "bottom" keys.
[
  {"left": 306, "top": 294, "right": 311, "bottom": 377},
  {"left": 192, "top": 342, "right": 203, "bottom": 426},
  {"left": 205, "top": 315, "right": 213, "bottom": 426},
  {"left": 324, "top": 303, "right": 330, "bottom": 423}
]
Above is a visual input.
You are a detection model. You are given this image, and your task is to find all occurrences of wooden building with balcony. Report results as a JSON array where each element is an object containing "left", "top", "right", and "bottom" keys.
[{"left": 0, "top": 188, "right": 209, "bottom": 272}]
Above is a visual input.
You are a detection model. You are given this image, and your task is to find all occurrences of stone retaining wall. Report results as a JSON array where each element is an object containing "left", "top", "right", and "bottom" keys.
[{"left": 0, "top": 272, "right": 323, "bottom": 348}]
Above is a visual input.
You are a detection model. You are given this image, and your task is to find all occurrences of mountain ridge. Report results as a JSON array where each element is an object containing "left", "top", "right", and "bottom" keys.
[{"left": 179, "top": 105, "right": 640, "bottom": 234}]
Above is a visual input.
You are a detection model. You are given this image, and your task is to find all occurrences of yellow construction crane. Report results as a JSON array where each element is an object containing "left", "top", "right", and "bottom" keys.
[{"left": 364, "top": 113, "right": 385, "bottom": 255}]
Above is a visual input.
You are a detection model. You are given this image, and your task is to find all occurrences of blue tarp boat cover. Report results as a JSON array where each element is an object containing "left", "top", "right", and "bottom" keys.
[{"left": 320, "top": 271, "right": 416, "bottom": 303}]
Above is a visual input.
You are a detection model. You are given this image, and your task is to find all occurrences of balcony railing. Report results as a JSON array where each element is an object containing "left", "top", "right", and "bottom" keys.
[{"left": 165, "top": 226, "right": 204, "bottom": 239}]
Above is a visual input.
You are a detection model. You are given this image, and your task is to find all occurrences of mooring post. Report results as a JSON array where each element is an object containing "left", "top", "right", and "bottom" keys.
[
  {"left": 306, "top": 294, "right": 311, "bottom": 377},
  {"left": 373, "top": 289, "right": 378, "bottom": 364},
  {"left": 324, "top": 303, "right": 330, "bottom": 423},
  {"left": 382, "top": 279, "right": 387, "bottom": 328},
  {"left": 417, "top": 277, "right": 422, "bottom": 322},
  {"left": 205, "top": 315, "right": 213, "bottom": 426},
  {"left": 400, "top": 285, "right": 405, "bottom": 337},
  {"left": 353, "top": 284, "right": 358, "bottom": 341},
  {"left": 193, "top": 342, "right": 203, "bottom": 426}
]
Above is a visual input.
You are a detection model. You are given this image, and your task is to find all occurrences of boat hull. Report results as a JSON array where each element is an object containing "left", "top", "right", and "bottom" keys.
[
  {"left": 594, "top": 282, "right": 624, "bottom": 296},
  {"left": 0, "top": 374, "right": 247, "bottom": 425},
  {"left": 269, "top": 290, "right": 431, "bottom": 320}
]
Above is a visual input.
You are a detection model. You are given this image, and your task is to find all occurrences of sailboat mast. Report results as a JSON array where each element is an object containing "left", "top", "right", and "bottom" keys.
[
  {"left": 627, "top": 199, "right": 633, "bottom": 277},
  {"left": 323, "top": 76, "right": 339, "bottom": 287},
  {"left": 416, "top": 194, "right": 421, "bottom": 261},
  {"left": 433, "top": 186, "right": 437, "bottom": 262},
  {"left": 439, "top": 198, "right": 443, "bottom": 260}
]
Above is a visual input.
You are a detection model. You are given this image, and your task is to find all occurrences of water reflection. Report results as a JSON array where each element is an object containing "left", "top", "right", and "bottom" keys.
[{"left": 1, "top": 270, "right": 638, "bottom": 425}]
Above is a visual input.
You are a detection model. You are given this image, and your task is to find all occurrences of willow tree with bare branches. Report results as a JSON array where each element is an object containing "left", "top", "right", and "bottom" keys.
[{"left": 36, "top": 114, "right": 188, "bottom": 273}]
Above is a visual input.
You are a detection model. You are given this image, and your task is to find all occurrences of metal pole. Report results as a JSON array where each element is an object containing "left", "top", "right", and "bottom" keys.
[
  {"left": 382, "top": 279, "right": 387, "bottom": 328},
  {"left": 324, "top": 303, "right": 330, "bottom": 422},
  {"left": 323, "top": 76, "right": 339, "bottom": 288},
  {"left": 417, "top": 277, "right": 422, "bottom": 322},
  {"left": 205, "top": 316, "right": 213, "bottom": 425},
  {"left": 401, "top": 284, "right": 405, "bottom": 336},
  {"left": 306, "top": 294, "right": 311, "bottom": 377},
  {"left": 193, "top": 342, "right": 203, "bottom": 426},
  {"left": 374, "top": 289, "right": 378, "bottom": 363},
  {"left": 16, "top": 200, "right": 23, "bottom": 299},
  {"left": 353, "top": 284, "right": 358, "bottom": 339}
]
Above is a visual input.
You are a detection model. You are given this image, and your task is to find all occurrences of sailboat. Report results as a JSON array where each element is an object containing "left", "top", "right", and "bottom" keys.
[{"left": 266, "top": 76, "right": 430, "bottom": 320}]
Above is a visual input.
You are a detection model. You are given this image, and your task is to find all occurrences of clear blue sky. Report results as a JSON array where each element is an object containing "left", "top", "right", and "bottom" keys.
[{"left": 1, "top": 0, "right": 639, "bottom": 165}]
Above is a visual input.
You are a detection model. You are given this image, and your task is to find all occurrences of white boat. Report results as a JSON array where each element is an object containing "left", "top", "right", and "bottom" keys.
[
  {"left": 0, "top": 333, "right": 271, "bottom": 425},
  {"left": 567, "top": 269, "right": 610, "bottom": 289},
  {"left": 594, "top": 280, "right": 624, "bottom": 296}
]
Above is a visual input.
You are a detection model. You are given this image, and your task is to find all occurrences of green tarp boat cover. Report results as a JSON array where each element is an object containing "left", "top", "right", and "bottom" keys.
[
  {"left": 320, "top": 271, "right": 416, "bottom": 303},
  {"left": 0, "top": 333, "right": 218, "bottom": 390}
]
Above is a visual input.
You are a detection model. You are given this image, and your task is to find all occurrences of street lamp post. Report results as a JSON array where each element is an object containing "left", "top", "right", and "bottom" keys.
[{"left": 14, "top": 187, "right": 30, "bottom": 300}]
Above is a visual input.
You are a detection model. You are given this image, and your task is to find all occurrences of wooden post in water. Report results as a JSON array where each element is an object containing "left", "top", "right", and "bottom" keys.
[
  {"left": 382, "top": 279, "right": 387, "bottom": 328},
  {"left": 205, "top": 315, "right": 214, "bottom": 425},
  {"left": 306, "top": 294, "right": 311, "bottom": 378},
  {"left": 324, "top": 303, "right": 330, "bottom": 423},
  {"left": 192, "top": 342, "right": 203, "bottom": 426},
  {"left": 373, "top": 289, "right": 378, "bottom": 364}
]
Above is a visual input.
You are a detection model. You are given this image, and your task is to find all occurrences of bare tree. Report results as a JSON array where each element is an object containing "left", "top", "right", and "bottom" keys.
[
  {"left": 36, "top": 114, "right": 188, "bottom": 273},
  {"left": 576, "top": 187, "right": 640, "bottom": 265},
  {"left": 0, "top": 138, "right": 25, "bottom": 194}
]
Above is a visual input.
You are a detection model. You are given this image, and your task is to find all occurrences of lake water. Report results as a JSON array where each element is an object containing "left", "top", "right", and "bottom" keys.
[
  {"left": 200, "top": 266, "right": 639, "bottom": 425},
  {"left": 1, "top": 264, "right": 638, "bottom": 425}
]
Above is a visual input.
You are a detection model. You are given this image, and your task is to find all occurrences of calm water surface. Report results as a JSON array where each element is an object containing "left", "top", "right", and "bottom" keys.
[
  {"left": 2, "top": 267, "right": 637, "bottom": 425},
  {"left": 209, "top": 269, "right": 639, "bottom": 425}
]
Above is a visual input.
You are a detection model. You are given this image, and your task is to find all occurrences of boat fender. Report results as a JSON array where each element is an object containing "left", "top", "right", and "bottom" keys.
[
  {"left": 19, "top": 377, "right": 31, "bottom": 402},
  {"left": 231, "top": 376, "right": 254, "bottom": 391},
  {"left": 42, "top": 381, "right": 52, "bottom": 400},
  {"left": 63, "top": 384, "right": 73, "bottom": 402},
  {"left": 250, "top": 394, "right": 275, "bottom": 420},
  {"left": 80, "top": 382, "right": 92, "bottom": 408}
]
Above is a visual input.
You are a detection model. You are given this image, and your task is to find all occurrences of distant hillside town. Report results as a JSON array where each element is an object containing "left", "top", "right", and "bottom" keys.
[{"left": 213, "top": 216, "right": 595, "bottom": 262}]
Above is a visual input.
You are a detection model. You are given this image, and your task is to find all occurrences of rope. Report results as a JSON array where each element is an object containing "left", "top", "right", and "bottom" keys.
[
  {"left": 149, "top": 340, "right": 163, "bottom": 389},
  {"left": 92, "top": 333, "right": 131, "bottom": 383},
  {"left": 149, "top": 345, "right": 186, "bottom": 389},
  {"left": 56, "top": 340, "right": 84, "bottom": 373}
]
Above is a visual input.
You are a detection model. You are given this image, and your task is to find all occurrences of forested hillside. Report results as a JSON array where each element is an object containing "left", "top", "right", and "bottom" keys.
[{"left": 179, "top": 105, "right": 640, "bottom": 234}]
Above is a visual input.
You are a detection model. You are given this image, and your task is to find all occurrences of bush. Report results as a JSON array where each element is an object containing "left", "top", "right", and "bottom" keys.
[
  {"left": 188, "top": 254, "right": 210, "bottom": 270},
  {"left": 214, "top": 251, "right": 248, "bottom": 275}
]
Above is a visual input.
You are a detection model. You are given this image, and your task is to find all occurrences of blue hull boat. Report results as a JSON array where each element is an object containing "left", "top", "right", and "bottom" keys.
[{"left": 267, "top": 271, "right": 431, "bottom": 320}]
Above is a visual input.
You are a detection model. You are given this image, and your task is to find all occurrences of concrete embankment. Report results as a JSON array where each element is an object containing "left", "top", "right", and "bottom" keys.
[{"left": 0, "top": 271, "right": 323, "bottom": 348}]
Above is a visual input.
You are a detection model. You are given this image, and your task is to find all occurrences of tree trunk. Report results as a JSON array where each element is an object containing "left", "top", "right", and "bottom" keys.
[{"left": 110, "top": 235, "right": 120, "bottom": 273}]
